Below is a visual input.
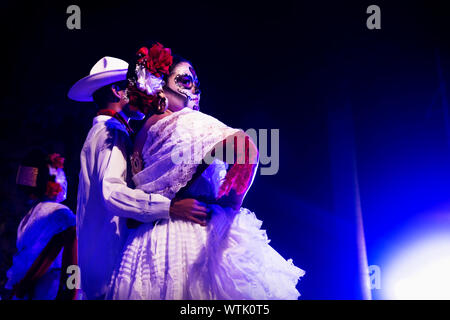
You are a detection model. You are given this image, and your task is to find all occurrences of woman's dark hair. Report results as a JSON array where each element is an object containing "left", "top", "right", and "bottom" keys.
[
  {"left": 165, "top": 54, "right": 192, "bottom": 81},
  {"left": 17, "top": 149, "right": 51, "bottom": 199}
]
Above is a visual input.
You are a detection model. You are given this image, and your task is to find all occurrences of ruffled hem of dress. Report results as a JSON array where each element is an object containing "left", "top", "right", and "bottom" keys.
[
  {"left": 106, "top": 207, "right": 305, "bottom": 300},
  {"left": 188, "top": 207, "right": 305, "bottom": 300}
]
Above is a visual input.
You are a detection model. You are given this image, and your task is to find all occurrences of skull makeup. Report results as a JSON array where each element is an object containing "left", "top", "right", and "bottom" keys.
[
  {"left": 49, "top": 167, "right": 68, "bottom": 203},
  {"left": 164, "top": 61, "right": 201, "bottom": 111}
]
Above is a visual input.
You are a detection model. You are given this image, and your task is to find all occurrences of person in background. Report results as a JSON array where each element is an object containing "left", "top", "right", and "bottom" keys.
[{"left": 5, "top": 149, "right": 77, "bottom": 300}]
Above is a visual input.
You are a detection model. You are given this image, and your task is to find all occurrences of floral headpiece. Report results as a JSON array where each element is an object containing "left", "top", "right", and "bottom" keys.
[
  {"left": 16, "top": 152, "right": 67, "bottom": 202},
  {"left": 45, "top": 153, "right": 66, "bottom": 201},
  {"left": 127, "top": 43, "right": 173, "bottom": 114},
  {"left": 48, "top": 153, "right": 65, "bottom": 169}
]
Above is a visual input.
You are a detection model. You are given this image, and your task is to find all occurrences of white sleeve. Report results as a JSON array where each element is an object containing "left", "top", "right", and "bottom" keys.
[{"left": 98, "top": 128, "right": 171, "bottom": 223}]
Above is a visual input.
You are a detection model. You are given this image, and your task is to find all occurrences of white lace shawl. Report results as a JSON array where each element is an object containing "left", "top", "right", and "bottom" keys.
[{"left": 132, "top": 108, "right": 240, "bottom": 199}]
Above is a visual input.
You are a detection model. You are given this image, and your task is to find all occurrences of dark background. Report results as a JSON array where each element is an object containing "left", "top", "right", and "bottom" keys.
[{"left": 1, "top": 0, "right": 450, "bottom": 299}]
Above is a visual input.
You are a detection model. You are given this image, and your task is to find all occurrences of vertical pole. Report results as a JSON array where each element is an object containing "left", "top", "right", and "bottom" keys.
[
  {"left": 328, "top": 102, "right": 372, "bottom": 299},
  {"left": 354, "top": 164, "right": 372, "bottom": 300}
]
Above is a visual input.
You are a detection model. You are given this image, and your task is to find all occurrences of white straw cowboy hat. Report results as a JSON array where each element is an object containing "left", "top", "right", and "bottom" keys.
[{"left": 68, "top": 56, "right": 129, "bottom": 102}]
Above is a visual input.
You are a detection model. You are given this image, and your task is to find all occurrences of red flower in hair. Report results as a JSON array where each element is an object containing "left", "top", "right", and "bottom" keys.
[
  {"left": 48, "top": 153, "right": 65, "bottom": 169},
  {"left": 137, "top": 47, "right": 149, "bottom": 58},
  {"left": 137, "top": 43, "right": 173, "bottom": 78},
  {"left": 45, "top": 181, "right": 62, "bottom": 199}
]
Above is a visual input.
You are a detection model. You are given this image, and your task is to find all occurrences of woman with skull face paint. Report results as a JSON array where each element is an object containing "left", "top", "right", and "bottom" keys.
[
  {"left": 107, "top": 43, "right": 304, "bottom": 300},
  {"left": 4, "top": 150, "right": 77, "bottom": 300},
  {"left": 163, "top": 56, "right": 201, "bottom": 111}
]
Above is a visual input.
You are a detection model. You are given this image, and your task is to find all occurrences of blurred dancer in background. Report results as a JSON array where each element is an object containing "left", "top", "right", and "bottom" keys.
[{"left": 5, "top": 150, "right": 77, "bottom": 300}]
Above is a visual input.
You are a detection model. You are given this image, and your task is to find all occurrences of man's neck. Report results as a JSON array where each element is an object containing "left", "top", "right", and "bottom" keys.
[
  {"left": 102, "top": 103, "right": 129, "bottom": 123},
  {"left": 104, "top": 102, "right": 121, "bottom": 113}
]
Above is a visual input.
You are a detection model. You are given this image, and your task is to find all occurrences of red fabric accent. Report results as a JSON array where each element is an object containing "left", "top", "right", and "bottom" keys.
[
  {"left": 45, "top": 181, "right": 62, "bottom": 200},
  {"left": 97, "top": 109, "right": 116, "bottom": 117},
  {"left": 97, "top": 109, "right": 133, "bottom": 135}
]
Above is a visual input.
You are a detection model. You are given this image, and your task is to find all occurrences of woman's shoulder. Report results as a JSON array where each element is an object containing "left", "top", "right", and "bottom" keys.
[
  {"left": 146, "top": 111, "right": 172, "bottom": 128},
  {"left": 18, "top": 202, "right": 75, "bottom": 239},
  {"left": 37, "top": 202, "right": 75, "bottom": 223},
  {"left": 133, "top": 111, "right": 172, "bottom": 154},
  {"left": 141, "top": 110, "right": 179, "bottom": 138}
]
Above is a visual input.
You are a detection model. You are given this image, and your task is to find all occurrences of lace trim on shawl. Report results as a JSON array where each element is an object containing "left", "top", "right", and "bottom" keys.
[{"left": 133, "top": 108, "right": 239, "bottom": 199}]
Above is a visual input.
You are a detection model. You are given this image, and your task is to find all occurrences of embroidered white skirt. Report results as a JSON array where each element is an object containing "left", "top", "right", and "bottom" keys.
[{"left": 106, "top": 207, "right": 304, "bottom": 300}]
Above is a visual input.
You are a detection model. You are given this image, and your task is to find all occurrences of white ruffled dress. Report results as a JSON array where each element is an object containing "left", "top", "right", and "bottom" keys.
[{"left": 106, "top": 108, "right": 304, "bottom": 300}]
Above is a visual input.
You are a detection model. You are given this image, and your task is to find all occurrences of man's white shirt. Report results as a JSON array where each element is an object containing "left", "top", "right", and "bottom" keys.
[{"left": 76, "top": 115, "right": 170, "bottom": 299}]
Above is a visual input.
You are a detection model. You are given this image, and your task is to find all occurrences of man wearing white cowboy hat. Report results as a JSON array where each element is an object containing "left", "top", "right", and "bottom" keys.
[{"left": 70, "top": 56, "right": 205, "bottom": 300}]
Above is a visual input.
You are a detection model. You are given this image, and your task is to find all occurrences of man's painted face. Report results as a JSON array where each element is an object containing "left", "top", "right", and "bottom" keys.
[{"left": 164, "top": 62, "right": 201, "bottom": 111}]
